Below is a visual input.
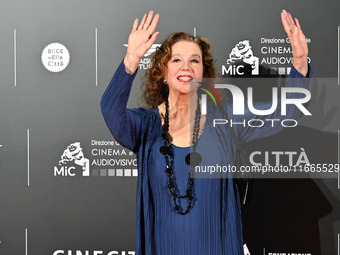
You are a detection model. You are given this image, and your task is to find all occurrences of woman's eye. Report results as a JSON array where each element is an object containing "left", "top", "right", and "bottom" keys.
[
  {"left": 172, "top": 58, "right": 181, "bottom": 63},
  {"left": 191, "top": 59, "right": 199, "bottom": 63}
]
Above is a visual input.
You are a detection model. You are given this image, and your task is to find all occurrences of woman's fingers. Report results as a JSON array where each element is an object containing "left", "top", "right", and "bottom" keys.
[
  {"left": 281, "top": 10, "right": 294, "bottom": 36},
  {"left": 286, "top": 11, "right": 296, "bottom": 29},
  {"left": 144, "top": 32, "right": 160, "bottom": 53},
  {"left": 281, "top": 10, "right": 300, "bottom": 38},
  {"left": 147, "top": 13, "right": 159, "bottom": 34},
  {"left": 295, "top": 18, "right": 306, "bottom": 41},
  {"left": 295, "top": 18, "right": 302, "bottom": 31},
  {"left": 133, "top": 11, "right": 159, "bottom": 43},
  {"left": 124, "top": 11, "right": 160, "bottom": 73},
  {"left": 147, "top": 31, "right": 160, "bottom": 47},
  {"left": 281, "top": 10, "right": 308, "bottom": 75},
  {"left": 137, "top": 10, "right": 155, "bottom": 31},
  {"left": 281, "top": 11, "right": 291, "bottom": 35},
  {"left": 131, "top": 18, "right": 138, "bottom": 32},
  {"left": 143, "top": 10, "right": 154, "bottom": 30},
  {"left": 138, "top": 13, "right": 147, "bottom": 30},
  {"left": 288, "top": 12, "right": 295, "bottom": 26},
  {"left": 126, "top": 11, "right": 159, "bottom": 58}
]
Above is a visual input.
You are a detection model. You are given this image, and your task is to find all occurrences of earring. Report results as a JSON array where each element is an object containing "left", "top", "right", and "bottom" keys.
[{"left": 163, "top": 79, "right": 167, "bottom": 84}]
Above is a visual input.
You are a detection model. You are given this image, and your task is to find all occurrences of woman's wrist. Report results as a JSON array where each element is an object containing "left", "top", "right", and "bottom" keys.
[
  {"left": 123, "top": 54, "right": 141, "bottom": 74},
  {"left": 292, "top": 57, "right": 308, "bottom": 77}
]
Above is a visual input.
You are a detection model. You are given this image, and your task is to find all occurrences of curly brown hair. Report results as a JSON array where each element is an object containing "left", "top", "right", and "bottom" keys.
[{"left": 143, "top": 32, "right": 216, "bottom": 109}]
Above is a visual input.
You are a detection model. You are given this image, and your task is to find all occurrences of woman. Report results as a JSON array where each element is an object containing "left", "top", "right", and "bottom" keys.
[{"left": 101, "top": 10, "right": 310, "bottom": 255}]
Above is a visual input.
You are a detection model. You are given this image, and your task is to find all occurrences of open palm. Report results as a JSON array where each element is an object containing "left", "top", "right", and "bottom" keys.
[
  {"left": 124, "top": 10, "right": 159, "bottom": 74},
  {"left": 281, "top": 10, "right": 309, "bottom": 76}
]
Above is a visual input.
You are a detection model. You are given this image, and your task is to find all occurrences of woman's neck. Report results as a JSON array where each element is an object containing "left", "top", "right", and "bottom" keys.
[{"left": 167, "top": 90, "right": 198, "bottom": 116}]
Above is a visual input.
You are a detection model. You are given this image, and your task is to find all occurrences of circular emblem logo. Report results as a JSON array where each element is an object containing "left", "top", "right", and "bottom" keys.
[{"left": 41, "top": 42, "right": 70, "bottom": 73}]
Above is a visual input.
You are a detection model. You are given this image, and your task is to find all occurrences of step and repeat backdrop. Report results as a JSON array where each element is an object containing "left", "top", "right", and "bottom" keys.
[{"left": 0, "top": 0, "right": 339, "bottom": 254}]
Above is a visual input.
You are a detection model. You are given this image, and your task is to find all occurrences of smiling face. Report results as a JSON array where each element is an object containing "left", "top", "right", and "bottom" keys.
[{"left": 165, "top": 40, "right": 203, "bottom": 95}]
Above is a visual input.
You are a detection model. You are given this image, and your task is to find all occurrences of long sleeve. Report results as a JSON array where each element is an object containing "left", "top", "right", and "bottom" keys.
[
  {"left": 232, "top": 64, "right": 313, "bottom": 144},
  {"left": 100, "top": 61, "right": 147, "bottom": 153}
]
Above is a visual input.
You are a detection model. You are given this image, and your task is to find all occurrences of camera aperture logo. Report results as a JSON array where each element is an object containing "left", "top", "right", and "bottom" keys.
[{"left": 198, "top": 82, "right": 223, "bottom": 115}]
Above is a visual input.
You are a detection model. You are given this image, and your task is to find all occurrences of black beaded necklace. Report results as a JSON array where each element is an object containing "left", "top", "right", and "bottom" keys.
[{"left": 159, "top": 96, "right": 202, "bottom": 215}]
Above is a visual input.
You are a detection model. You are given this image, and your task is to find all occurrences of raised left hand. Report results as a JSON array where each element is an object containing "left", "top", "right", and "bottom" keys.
[{"left": 281, "top": 9, "right": 308, "bottom": 76}]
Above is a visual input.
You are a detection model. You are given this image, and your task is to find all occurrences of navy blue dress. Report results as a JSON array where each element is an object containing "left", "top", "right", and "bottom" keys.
[{"left": 101, "top": 61, "right": 311, "bottom": 255}]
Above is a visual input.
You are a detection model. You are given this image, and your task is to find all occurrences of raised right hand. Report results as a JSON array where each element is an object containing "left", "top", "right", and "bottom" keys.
[{"left": 124, "top": 10, "right": 159, "bottom": 74}]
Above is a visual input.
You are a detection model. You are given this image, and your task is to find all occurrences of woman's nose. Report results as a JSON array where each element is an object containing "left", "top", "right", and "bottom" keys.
[{"left": 181, "top": 61, "right": 190, "bottom": 70}]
